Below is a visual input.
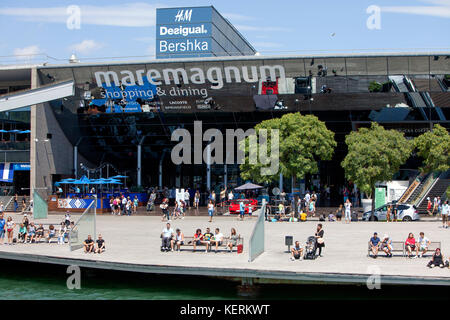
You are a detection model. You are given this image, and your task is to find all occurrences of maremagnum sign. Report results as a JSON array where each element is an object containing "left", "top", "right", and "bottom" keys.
[
  {"left": 94, "top": 65, "right": 286, "bottom": 90},
  {"left": 156, "top": 6, "right": 255, "bottom": 58}
]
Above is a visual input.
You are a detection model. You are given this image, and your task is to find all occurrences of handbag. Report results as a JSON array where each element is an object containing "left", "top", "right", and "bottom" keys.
[{"left": 317, "top": 237, "right": 324, "bottom": 244}]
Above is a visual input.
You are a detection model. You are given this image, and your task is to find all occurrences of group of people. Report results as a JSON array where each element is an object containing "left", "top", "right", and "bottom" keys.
[
  {"left": 369, "top": 231, "right": 450, "bottom": 268},
  {"left": 160, "top": 223, "right": 240, "bottom": 253},
  {"left": 289, "top": 224, "right": 325, "bottom": 260},
  {"left": 109, "top": 195, "right": 139, "bottom": 216},
  {"left": 0, "top": 212, "right": 73, "bottom": 245}
]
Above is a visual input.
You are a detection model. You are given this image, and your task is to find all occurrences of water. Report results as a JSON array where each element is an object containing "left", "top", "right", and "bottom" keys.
[{"left": 0, "top": 260, "right": 447, "bottom": 300}]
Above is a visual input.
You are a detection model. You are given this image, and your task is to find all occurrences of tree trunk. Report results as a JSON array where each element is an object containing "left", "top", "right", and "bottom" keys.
[{"left": 371, "top": 186, "right": 376, "bottom": 217}]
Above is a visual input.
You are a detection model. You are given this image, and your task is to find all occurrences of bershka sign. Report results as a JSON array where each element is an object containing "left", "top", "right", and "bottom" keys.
[{"left": 94, "top": 65, "right": 286, "bottom": 90}]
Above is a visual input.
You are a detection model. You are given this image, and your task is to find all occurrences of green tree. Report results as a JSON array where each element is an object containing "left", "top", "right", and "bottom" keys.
[
  {"left": 341, "top": 122, "right": 413, "bottom": 212},
  {"left": 414, "top": 124, "right": 450, "bottom": 173},
  {"left": 239, "top": 113, "right": 336, "bottom": 187}
]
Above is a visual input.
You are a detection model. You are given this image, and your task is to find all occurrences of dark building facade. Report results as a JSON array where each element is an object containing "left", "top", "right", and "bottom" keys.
[{"left": 31, "top": 53, "right": 450, "bottom": 202}]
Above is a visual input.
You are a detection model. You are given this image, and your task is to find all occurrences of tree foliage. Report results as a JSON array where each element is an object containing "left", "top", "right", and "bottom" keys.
[
  {"left": 239, "top": 113, "right": 336, "bottom": 184},
  {"left": 414, "top": 124, "right": 450, "bottom": 173},
  {"left": 341, "top": 122, "right": 412, "bottom": 198}
]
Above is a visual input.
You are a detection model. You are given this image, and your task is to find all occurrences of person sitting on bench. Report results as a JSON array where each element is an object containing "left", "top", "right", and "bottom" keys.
[
  {"left": 202, "top": 228, "right": 214, "bottom": 253},
  {"left": 380, "top": 234, "right": 393, "bottom": 257},
  {"left": 427, "top": 248, "right": 446, "bottom": 268},
  {"left": 290, "top": 241, "right": 304, "bottom": 261},
  {"left": 192, "top": 228, "right": 203, "bottom": 252},
  {"left": 210, "top": 228, "right": 224, "bottom": 253},
  {"left": 405, "top": 233, "right": 416, "bottom": 258},
  {"left": 171, "top": 228, "right": 184, "bottom": 252},
  {"left": 83, "top": 235, "right": 95, "bottom": 253},
  {"left": 415, "top": 232, "right": 430, "bottom": 258},
  {"left": 369, "top": 232, "right": 381, "bottom": 258},
  {"left": 161, "top": 223, "right": 174, "bottom": 252}
]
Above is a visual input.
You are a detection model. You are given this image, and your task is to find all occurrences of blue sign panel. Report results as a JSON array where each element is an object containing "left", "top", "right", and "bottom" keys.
[
  {"left": 156, "top": 23, "right": 212, "bottom": 39},
  {"left": 156, "top": 7, "right": 212, "bottom": 24},
  {"left": 157, "top": 37, "right": 211, "bottom": 56},
  {"left": 156, "top": 7, "right": 213, "bottom": 58}
]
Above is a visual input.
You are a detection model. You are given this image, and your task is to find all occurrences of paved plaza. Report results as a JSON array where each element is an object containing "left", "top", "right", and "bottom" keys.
[{"left": 0, "top": 212, "right": 449, "bottom": 284}]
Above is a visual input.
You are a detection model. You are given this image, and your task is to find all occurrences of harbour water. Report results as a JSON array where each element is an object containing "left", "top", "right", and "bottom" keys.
[{"left": 0, "top": 260, "right": 448, "bottom": 300}]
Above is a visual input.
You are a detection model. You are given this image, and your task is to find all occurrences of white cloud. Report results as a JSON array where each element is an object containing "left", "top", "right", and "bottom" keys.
[
  {"left": 0, "top": 3, "right": 162, "bottom": 27},
  {"left": 13, "top": 45, "right": 41, "bottom": 59},
  {"left": 69, "top": 40, "right": 103, "bottom": 54},
  {"left": 381, "top": 0, "right": 450, "bottom": 18}
]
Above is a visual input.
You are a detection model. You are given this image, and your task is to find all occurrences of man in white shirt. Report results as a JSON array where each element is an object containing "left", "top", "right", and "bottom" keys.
[
  {"left": 161, "top": 223, "right": 174, "bottom": 252},
  {"left": 210, "top": 228, "right": 224, "bottom": 252},
  {"left": 415, "top": 232, "right": 430, "bottom": 258},
  {"left": 184, "top": 189, "right": 190, "bottom": 209}
]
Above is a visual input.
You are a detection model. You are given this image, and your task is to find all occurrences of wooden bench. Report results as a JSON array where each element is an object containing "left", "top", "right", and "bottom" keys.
[
  {"left": 177, "top": 236, "right": 244, "bottom": 252},
  {"left": 367, "top": 240, "right": 405, "bottom": 257},
  {"left": 367, "top": 240, "right": 441, "bottom": 257}
]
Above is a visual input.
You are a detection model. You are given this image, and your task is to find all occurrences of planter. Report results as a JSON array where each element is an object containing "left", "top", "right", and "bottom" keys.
[{"left": 361, "top": 198, "right": 373, "bottom": 213}]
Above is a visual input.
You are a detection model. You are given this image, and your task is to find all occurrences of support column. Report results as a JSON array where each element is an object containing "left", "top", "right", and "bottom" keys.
[
  {"left": 137, "top": 144, "right": 142, "bottom": 187},
  {"left": 224, "top": 164, "right": 227, "bottom": 188},
  {"left": 74, "top": 145, "right": 78, "bottom": 178},
  {"left": 279, "top": 173, "right": 283, "bottom": 192},
  {"left": 206, "top": 144, "right": 211, "bottom": 191}
]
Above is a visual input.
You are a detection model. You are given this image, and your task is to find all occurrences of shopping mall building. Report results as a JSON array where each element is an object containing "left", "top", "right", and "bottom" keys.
[{"left": 0, "top": 6, "right": 449, "bottom": 206}]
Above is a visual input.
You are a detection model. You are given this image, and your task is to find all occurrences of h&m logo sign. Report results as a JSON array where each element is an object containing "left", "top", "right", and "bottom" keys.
[{"left": 175, "top": 9, "right": 192, "bottom": 22}]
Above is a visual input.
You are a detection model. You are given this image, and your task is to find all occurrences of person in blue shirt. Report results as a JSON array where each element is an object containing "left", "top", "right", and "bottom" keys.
[
  {"left": 369, "top": 232, "right": 381, "bottom": 258},
  {"left": 239, "top": 201, "right": 245, "bottom": 221},
  {"left": 0, "top": 215, "right": 5, "bottom": 244}
]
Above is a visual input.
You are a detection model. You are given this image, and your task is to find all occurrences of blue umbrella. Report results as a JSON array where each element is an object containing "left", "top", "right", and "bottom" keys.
[
  {"left": 0, "top": 130, "right": 7, "bottom": 133},
  {"left": 110, "top": 175, "right": 128, "bottom": 179},
  {"left": 9, "top": 130, "right": 20, "bottom": 133},
  {"left": 19, "top": 130, "right": 31, "bottom": 134}
]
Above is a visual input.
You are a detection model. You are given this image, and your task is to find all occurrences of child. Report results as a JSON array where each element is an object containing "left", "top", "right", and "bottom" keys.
[
  {"left": 18, "top": 223, "right": 27, "bottom": 243},
  {"left": 57, "top": 222, "right": 66, "bottom": 245},
  {"left": 47, "top": 225, "right": 56, "bottom": 243}
]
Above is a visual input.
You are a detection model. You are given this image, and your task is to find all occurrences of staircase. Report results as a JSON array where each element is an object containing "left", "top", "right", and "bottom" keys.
[
  {"left": 398, "top": 174, "right": 425, "bottom": 203},
  {"left": 414, "top": 171, "right": 450, "bottom": 213},
  {"left": 3, "top": 196, "right": 31, "bottom": 212}
]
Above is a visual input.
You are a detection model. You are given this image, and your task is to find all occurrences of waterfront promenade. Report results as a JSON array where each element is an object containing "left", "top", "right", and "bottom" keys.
[{"left": 0, "top": 212, "right": 448, "bottom": 286}]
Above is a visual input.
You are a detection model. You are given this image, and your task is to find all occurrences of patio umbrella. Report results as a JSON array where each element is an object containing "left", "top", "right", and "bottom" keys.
[
  {"left": 110, "top": 175, "right": 128, "bottom": 179},
  {"left": 234, "top": 182, "right": 263, "bottom": 191}
]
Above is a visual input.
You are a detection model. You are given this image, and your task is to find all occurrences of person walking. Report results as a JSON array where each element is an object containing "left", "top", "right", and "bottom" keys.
[{"left": 208, "top": 200, "right": 214, "bottom": 223}]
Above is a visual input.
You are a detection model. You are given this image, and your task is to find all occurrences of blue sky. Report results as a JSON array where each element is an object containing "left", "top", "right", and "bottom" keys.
[{"left": 0, "top": 0, "right": 449, "bottom": 64}]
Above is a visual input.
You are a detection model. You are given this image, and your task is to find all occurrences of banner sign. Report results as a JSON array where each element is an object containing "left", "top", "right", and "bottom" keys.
[{"left": 58, "top": 198, "right": 95, "bottom": 209}]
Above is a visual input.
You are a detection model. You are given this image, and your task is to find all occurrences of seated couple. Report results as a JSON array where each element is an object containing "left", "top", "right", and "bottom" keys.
[
  {"left": 192, "top": 227, "right": 225, "bottom": 253},
  {"left": 369, "top": 233, "right": 393, "bottom": 258},
  {"left": 83, "top": 234, "right": 106, "bottom": 253}
]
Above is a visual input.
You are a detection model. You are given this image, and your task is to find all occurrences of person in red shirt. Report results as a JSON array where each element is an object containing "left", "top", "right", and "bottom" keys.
[
  {"left": 192, "top": 228, "right": 203, "bottom": 252},
  {"left": 405, "top": 233, "right": 416, "bottom": 258}
]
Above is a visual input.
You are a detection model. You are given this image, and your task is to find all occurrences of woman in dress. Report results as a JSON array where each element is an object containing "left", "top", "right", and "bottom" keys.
[
  {"left": 226, "top": 228, "right": 239, "bottom": 252},
  {"left": 6, "top": 216, "right": 15, "bottom": 245},
  {"left": 315, "top": 224, "right": 325, "bottom": 257}
]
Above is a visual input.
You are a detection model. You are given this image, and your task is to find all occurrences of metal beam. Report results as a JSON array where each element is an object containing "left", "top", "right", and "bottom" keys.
[{"left": 0, "top": 80, "right": 74, "bottom": 112}]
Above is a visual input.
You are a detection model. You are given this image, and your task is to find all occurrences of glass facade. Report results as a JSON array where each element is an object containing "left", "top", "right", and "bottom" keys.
[{"left": 35, "top": 54, "right": 450, "bottom": 201}]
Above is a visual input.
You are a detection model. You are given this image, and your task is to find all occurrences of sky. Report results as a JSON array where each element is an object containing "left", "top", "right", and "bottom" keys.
[{"left": 0, "top": 0, "right": 449, "bottom": 65}]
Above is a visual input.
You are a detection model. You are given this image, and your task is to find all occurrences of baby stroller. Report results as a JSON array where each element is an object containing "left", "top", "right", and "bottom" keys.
[{"left": 303, "top": 236, "right": 318, "bottom": 260}]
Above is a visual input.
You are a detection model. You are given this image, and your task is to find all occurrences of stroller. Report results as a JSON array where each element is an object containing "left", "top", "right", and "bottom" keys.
[{"left": 303, "top": 236, "right": 318, "bottom": 260}]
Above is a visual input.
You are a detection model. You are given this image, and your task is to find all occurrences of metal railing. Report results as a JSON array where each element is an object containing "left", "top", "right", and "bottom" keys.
[{"left": 412, "top": 172, "right": 440, "bottom": 207}]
